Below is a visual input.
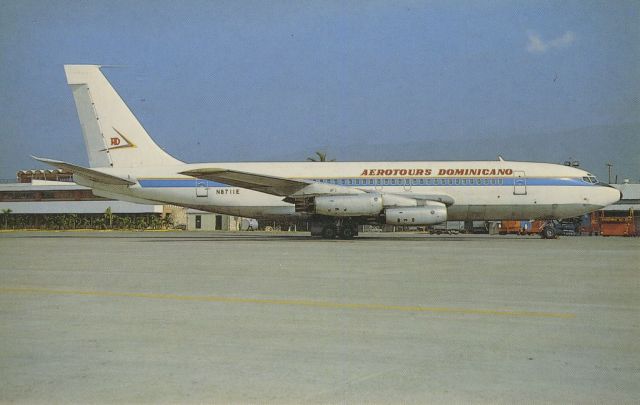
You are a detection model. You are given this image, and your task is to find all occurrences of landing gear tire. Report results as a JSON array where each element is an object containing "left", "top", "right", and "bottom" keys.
[
  {"left": 541, "top": 226, "right": 557, "bottom": 239},
  {"left": 339, "top": 225, "right": 356, "bottom": 240},
  {"left": 322, "top": 225, "right": 337, "bottom": 239}
]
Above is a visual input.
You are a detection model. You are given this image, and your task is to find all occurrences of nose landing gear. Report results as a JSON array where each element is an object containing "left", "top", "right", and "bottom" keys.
[{"left": 540, "top": 221, "right": 558, "bottom": 239}]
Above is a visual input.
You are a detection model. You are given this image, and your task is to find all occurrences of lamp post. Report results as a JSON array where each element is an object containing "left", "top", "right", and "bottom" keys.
[{"left": 606, "top": 162, "right": 613, "bottom": 184}]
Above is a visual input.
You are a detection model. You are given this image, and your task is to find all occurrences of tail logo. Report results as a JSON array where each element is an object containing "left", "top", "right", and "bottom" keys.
[{"left": 101, "top": 127, "right": 137, "bottom": 151}]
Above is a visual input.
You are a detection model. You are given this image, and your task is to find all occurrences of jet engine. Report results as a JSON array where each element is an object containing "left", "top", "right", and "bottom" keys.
[
  {"left": 314, "top": 195, "right": 383, "bottom": 216},
  {"left": 385, "top": 203, "right": 447, "bottom": 225}
]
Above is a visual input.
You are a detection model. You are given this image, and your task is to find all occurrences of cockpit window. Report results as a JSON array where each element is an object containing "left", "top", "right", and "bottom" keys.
[{"left": 583, "top": 176, "right": 598, "bottom": 184}]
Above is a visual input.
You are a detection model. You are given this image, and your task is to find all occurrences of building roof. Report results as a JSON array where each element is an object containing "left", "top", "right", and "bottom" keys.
[
  {"left": 0, "top": 181, "right": 162, "bottom": 214},
  {"left": 605, "top": 183, "right": 640, "bottom": 211},
  {"left": 0, "top": 181, "right": 89, "bottom": 192}
]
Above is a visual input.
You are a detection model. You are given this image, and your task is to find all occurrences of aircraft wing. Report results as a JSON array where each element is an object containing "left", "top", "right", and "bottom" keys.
[
  {"left": 180, "top": 168, "right": 455, "bottom": 204},
  {"left": 32, "top": 156, "right": 135, "bottom": 186},
  {"left": 384, "top": 192, "right": 455, "bottom": 206},
  {"left": 180, "top": 168, "right": 310, "bottom": 196}
]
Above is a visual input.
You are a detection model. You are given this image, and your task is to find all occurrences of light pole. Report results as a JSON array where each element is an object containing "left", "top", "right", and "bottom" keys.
[{"left": 606, "top": 162, "right": 613, "bottom": 184}]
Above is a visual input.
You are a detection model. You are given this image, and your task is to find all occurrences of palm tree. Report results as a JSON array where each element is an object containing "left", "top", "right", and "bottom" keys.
[
  {"left": 306, "top": 151, "right": 335, "bottom": 162},
  {"left": 104, "top": 207, "right": 113, "bottom": 229},
  {"left": 2, "top": 208, "right": 12, "bottom": 229}
]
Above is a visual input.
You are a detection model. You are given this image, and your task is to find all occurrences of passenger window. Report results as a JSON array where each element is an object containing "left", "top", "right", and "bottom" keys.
[
  {"left": 391, "top": 179, "right": 396, "bottom": 185},
  {"left": 448, "top": 179, "right": 453, "bottom": 185},
  {"left": 376, "top": 179, "right": 381, "bottom": 185},
  {"left": 455, "top": 179, "right": 459, "bottom": 185},
  {"left": 340, "top": 179, "right": 345, "bottom": 185},
  {"left": 384, "top": 179, "right": 389, "bottom": 185}
]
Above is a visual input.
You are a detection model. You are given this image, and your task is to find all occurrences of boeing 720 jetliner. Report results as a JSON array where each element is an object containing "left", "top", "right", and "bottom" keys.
[{"left": 34, "top": 65, "right": 621, "bottom": 239}]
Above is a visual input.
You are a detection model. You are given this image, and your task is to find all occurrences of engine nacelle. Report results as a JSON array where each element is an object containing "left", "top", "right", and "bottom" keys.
[
  {"left": 385, "top": 204, "right": 447, "bottom": 225},
  {"left": 314, "top": 194, "right": 383, "bottom": 217}
]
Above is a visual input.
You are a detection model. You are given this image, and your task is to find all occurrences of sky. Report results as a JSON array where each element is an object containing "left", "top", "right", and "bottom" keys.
[{"left": 1, "top": 0, "right": 638, "bottom": 181}]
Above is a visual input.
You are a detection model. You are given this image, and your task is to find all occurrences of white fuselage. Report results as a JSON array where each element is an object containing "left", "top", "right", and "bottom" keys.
[{"left": 75, "top": 160, "right": 621, "bottom": 221}]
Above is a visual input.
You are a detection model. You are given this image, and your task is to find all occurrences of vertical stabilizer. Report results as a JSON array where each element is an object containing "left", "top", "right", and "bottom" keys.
[{"left": 64, "top": 65, "right": 182, "bottom": 168}]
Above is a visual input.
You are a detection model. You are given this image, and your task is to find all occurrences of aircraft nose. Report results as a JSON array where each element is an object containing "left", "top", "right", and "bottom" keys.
[{"left": 605, "top": 186, "right": 622, "bottom": 206}]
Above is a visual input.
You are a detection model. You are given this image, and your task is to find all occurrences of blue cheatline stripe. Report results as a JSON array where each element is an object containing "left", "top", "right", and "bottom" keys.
[
  {"left": 138, "top": 179, "right": 229, "bottom": 188},
  {"left": 137, "top": 177, "right": 595, "bottom": 188}
]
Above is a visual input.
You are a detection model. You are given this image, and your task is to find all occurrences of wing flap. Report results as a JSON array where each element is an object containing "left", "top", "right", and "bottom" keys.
[
  {"left": 180, "top": 168, "right": 309, "bottom": 196},
  {"left": 369, "top": 191, "right": 455, "bottom": 206},
  {"left": 32, "top": 156, "right": 135, "bottom": 186},
  {"left": 401, "top": 193, "right": 455, "bottom": 206}
]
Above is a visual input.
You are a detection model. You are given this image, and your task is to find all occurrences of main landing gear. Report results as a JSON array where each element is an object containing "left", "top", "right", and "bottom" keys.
[
  {"left": 540, "top": 221, "right": 558, "bottom": 239},
  {"left": 312, "top": 218, "right": 359, "bottom": 240}
]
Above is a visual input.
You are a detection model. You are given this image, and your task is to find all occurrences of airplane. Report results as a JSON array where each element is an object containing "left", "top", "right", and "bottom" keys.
[{"left": 34, "top": 65, "right": 621, "bottom": 239}]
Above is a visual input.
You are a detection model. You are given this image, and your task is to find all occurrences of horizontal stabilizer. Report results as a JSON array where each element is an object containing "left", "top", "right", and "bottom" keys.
[
  {"left": 32, "top": 156, "right": 135, "bottom": 186},
  {"left": 180, "top": 168, "right": 308, "bottom": 196}
]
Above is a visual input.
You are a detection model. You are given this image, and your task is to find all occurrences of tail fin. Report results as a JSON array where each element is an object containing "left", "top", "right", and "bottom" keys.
[{"left": 64, "top": 65, "right": 182, "bottom": 168}]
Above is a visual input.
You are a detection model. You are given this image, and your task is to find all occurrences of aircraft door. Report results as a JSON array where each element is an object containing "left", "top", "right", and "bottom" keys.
[
  {"left": 513, "top": 171, "right": 527, "bottom": 195},
  {"left": 403, "top": 178, "right": 412, "bottom": 191},
  {"left": 196, "top": 179, "right": 208, "bottom": 197}
]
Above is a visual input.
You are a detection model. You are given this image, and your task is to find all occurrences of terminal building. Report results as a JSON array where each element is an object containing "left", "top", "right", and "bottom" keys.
[
  {"left": 0, "top": 170, "right": 249, "bottom": 231},
  {"left": 599, "top": 182, "right": 639, "bottom": 236}
]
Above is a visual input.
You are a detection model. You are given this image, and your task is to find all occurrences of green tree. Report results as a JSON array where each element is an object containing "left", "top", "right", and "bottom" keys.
[
  {"left": 135, "top": 216, "right": 148, "bottom": 230},
  {"left": 162, "top": 213, "right": 173, "bottom": 229},
  {"left": 1, "top": 208, "right": 12, "bottom": 229},
  {"left": 94, "top": 217, "right": 105, "bottom": 230},
  {"left": 306, "top": 151, "right": 335, "bottom": 162},
  {"left": 150, "top": 215, "right": 162, "bottom": 230},
  {"left": 104, "top": 207, "right": 113, "bottom": 229},
  {"left": 68, "top": 214, "right": 78, "bottom": 229}
]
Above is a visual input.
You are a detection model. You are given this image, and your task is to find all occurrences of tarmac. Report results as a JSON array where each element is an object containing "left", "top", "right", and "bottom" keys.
[{"left": 0, "top": 231, "right": 638, "bottom": 404}]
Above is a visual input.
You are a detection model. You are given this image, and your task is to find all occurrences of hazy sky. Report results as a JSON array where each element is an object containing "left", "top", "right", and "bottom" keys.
[{"left": 1, "top": 0, "right": 638, "bottom": 179}]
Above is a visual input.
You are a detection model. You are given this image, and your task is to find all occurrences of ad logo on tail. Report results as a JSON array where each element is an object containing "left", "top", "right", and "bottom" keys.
[{"left": 101, "top": 127, "right": 137, "bottom": 151}]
